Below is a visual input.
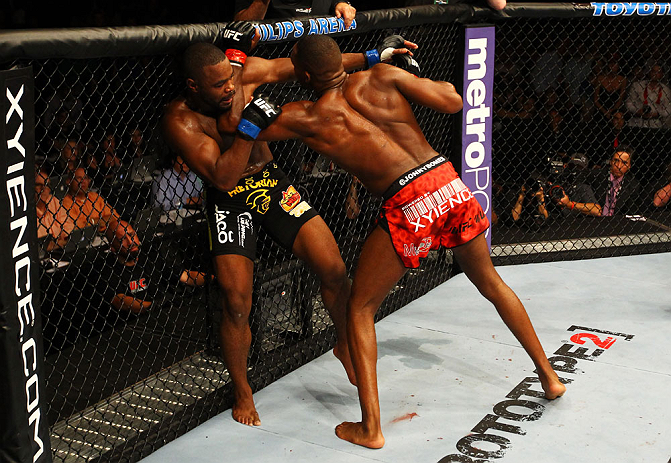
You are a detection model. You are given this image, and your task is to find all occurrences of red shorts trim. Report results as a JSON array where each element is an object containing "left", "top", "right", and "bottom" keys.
[{"left": 380, "top": 161, "right": 489, "bottom": 268}]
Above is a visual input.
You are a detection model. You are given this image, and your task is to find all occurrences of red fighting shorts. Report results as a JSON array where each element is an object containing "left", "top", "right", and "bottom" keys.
[{"left": 379, "top": 155, "right": 489, "bottom": 268}]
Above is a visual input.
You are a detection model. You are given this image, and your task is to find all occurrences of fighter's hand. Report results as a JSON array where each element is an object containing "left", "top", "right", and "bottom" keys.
[
  {"left": 334, "top": 2, "right": 356, "bottom": 28},
  {"left": 391, "top": 53, "right": 421, "bottom": 77},
  {"left": 219, "top": 21, "right": 260, "bottom": 66},
  {"left": 237, "top": 93, "right": 282, "bottom": 140},
  {"left": 365, "top": 35, "right": 418, "bottom": 69}
]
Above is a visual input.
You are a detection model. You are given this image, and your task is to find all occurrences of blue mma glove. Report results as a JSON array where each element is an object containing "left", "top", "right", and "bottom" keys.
[{"left": 237, "top": 94, "right": 282, "bottom": 140}]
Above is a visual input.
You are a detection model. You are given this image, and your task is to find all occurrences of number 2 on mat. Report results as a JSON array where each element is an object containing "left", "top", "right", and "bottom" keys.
[{"left": 570, "top": 332, "right": 616, "bottom": 349}]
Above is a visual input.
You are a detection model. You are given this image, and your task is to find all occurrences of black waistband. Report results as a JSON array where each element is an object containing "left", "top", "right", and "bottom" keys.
[{"left": 382, "top": 155, "right": 448, "bottom": 201}]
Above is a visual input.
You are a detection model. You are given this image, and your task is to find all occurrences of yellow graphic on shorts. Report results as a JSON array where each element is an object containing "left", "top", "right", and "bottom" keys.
[
  {"left": 280, "top": 186, "right": 301, "bottom": 212},
  {"left": 246, "top": 189, "right": 271, "bottom": 214},
  {"left": 227, "top": 177, "right": 279, "bottom": 197}
]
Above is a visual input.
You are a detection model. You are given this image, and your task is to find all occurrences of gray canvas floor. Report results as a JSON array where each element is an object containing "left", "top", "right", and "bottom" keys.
[{"left": 140, "top": 253, "right": 671, "bottom": 463}]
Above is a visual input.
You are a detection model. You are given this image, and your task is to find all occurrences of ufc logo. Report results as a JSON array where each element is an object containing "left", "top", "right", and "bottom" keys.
[
  {"left": 254, "top": 98, "right": 277, "bottom": 117},
  {"left": 223, "top": 30, "right": 243, "bottom": 41}
]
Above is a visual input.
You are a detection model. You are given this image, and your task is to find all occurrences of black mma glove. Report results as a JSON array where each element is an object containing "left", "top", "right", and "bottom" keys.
[
  {"left": 237, "top": 94, "right": 282, "bottom": 140},
  {"left": 364, "top": 35, "right": 407, "bottom": 69},
  {"left": 220, "top": 21, "right": 257, "bottom": 67},
  {"left": 392, "top": 53, "right": 421, "bottom": 77}
]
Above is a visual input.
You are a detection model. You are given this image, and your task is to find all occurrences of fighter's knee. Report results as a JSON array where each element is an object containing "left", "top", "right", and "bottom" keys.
[
  {"left": 319, "top": 258, "right": 348, "bottom": 288},
  {"left": 216, "top": 284, "right": 252, "bottom": 321}
]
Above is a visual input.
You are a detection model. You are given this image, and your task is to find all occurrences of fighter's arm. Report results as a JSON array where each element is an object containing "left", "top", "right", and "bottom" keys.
[
  {"left": 382, "top": 65, "right": 463, "bottom": 114},
  {"left": 162, "top": 113, "right": 253, "bottom": 191},
  {"left": 242, "top": 54, "right": 367, "bottom": 88},
  {"left": 241, "top": 38, "right": 417, "bottom": 90},
  {"left": 254, "top": 101, "right": 316, "bottom": 142}
]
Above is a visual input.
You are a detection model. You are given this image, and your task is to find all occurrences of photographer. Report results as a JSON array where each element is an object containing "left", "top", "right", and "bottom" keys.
[
  {"left": 510, "top": 173, "right": 549, "bottom": 228},
  {"left": 550, "top": 153, "right": 600, "bottom": 217},
  {"left": 558, "top": 147, "right": 640, "bottom": 217}
]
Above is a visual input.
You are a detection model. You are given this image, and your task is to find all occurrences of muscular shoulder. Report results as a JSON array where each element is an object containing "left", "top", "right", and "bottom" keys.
[
  {"left": 368, "top": 64, "right": 406, "bottom": 85},
  {"left": 163, "top": 99, "right": 201, "bottom": 132}
]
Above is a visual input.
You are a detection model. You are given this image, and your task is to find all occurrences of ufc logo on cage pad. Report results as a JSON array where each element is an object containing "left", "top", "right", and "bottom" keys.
[{"left": 403, "top": 178, "right": 473, "bottom": 232}]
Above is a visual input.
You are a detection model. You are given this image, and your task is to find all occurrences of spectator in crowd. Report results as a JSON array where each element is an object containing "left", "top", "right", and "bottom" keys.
[
  {"left": 558, "top": 145, "right": 640, "bottom": 217},
  {"left": 234, "top": 0, "right": 356, "bottom": 26},
  {"left": 151, "top": 155, "right": 203, "bottom": 211},
  {"left": 625, "top": 64, "right": 671, "bottom": 129},
  {"left": 55, "top": 136, "right": 85, "bottom": 175},
  {"left": 98, "top": 131, "right": 124, "bottom": 176},
  {"left": 652, "top": 163, "right": 671, "bottom": 208},
  {"left": 624, "top": 64, "right": 671, "bottom": 181},
  {"left": 127, "top": 126, "right": 148, "bottom": 159},
  {"left": 35, "top": 169, "right": 75, "bottom": 249},
  {"left": 61, "top": 167, "right": 125, "bottom": 237},
  {"left": 593, "top": 57, "right": 627, "bottom": 127},
  {"left": 95, "top": 225, "right": 208, "bottom": 314}
]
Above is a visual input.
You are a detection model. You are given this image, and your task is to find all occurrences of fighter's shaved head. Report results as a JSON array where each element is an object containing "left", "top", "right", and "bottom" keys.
[
  {"left": 181, "top": 42, "right": 227, "bottom": 81},
  {"left": 294, "top": 35, "right": 342, "bottom": 75}
]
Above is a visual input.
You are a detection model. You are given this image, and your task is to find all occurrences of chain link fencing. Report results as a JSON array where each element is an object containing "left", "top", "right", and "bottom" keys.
[
  {"left": 490, "top": 14, "right": 671, "bottom": 263},
  {"left": 3, "top": 4, "right": 671, "bottom": 462}
]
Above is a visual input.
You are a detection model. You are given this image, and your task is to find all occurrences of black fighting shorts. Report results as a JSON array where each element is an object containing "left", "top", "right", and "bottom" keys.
[{"left": 205, "top": 161, "right": 318, "bottom": 260}]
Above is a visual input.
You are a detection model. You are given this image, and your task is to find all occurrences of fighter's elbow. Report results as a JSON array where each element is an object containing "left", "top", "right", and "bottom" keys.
[
  {"left": 449, "top": 96, "right": 464, "bottom": 113},
  {"left": 214, "top": 179, "right": 237, "bottom": 192}
]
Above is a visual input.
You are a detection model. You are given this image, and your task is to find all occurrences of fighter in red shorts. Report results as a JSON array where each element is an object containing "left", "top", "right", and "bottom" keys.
[{"left": 254, "top": 34, "right": 566, "bottom": 449}]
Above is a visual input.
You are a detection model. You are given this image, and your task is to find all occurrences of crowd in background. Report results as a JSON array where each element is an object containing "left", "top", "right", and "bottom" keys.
[{"left": 492, "top": 28, "right": 671, "bottom": 227}]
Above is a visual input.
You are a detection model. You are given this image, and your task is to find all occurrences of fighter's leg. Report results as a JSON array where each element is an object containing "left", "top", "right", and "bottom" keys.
[
  {"left": 291, "top": 216, "right": 354, "bottom": 384},
  {"left": 213, "top": 254, "right": 262, "bottom": 426},
  {"left": 335, "top": 225, "right": 408, "bottom": 449},
  {"left": 451, "top": 233, "right": 566, "bottom": 399}
]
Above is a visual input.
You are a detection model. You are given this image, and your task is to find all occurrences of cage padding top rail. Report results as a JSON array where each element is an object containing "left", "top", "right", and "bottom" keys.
[{"left": 0, "top": 3, "right": 607, "bottom": 62}]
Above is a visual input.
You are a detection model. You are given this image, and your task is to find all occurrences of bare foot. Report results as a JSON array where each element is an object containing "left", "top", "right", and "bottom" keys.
[
  {"left": 232, "top": 395, "right": 261, "bottom": 426},
  {"left": 333, "top": 344, "right": 357, "bottom": 386},
  {"left": 540, "top": 371, "right": 567, "bottom": 400},
  {"left": 335, "top": 421, "right": 385, "bottom": 449}
]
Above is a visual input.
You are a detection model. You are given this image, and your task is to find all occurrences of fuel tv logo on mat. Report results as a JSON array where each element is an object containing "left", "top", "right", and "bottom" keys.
[{"left": 439, "top": 325, "right": 634, "bottom": 462}]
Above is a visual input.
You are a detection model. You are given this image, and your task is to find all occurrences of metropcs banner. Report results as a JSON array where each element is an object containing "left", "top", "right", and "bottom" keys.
[
  {"left": 460, "top": 26, "right": 494, "bottom": 248},
  {"left": 0, "top": 67, "right": 52, "bottom": 463}
]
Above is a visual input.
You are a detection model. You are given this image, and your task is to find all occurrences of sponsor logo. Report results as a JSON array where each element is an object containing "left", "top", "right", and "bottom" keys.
[
  {"left": 289, "top": 200, "right": 312, "bottom": 218},
  {"left": 279, "top": 185, "right": 301, "bottom": 212},
  {"left": 402, "top": 178, "right": 473, "bottom": 233},
  {"left": 253, "top": 97, "right": 278, "bottom": 117},
  {"left": 129, "top": 278, "right": 147, "bottom": 294},
  {"left": 227, "top": 176, "right": 278, "bottom": 197},
  {"left": 214, "top": 205, "right": 234, "bottom": 244},
  {"left": 592, "top": 2, "right": 671, "bottom": 16},
  {"left": 237, "top": 212, "right": 253, "bottom": 247},
  {"left": 440, "top": 325, "right": 634, "bottom": 462},
  {"left": 447, "top": 210, "right": 486, "bottom": 235},
  {"left": 4, "top": 79, "right": 45, "bottom": 461},
  {"left": 246, "top": 189, "right": 271, "bottom": 214},
  {"left": 398, "top": 156, "right": 445, "bottom": 186},
  {"left": 221, "top": 29, "right": 245, "bottom": 43},
  {"left": 462, "top": 29, "right": 494, "bottom": 244},
  {"left": 257, "top": 17, "right": 357, "bottom": 42},
  {"left": 403, "top": 236, "right": 433, "bottom": 257}
]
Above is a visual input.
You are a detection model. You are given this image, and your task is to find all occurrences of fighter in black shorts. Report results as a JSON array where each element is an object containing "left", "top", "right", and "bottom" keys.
[
  {"left": 160, "top": 28, "right": 415, "bottom": 426},
  {"left": 205, "top": 161, "right": 317, "bottom": 259}
]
